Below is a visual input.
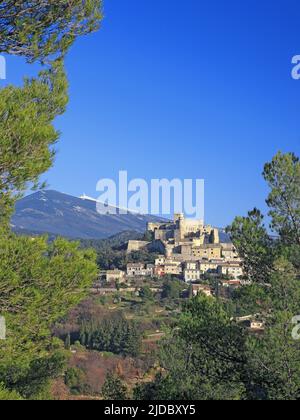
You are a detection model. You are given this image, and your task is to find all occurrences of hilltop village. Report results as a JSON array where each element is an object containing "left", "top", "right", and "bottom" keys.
[{"left": 101, "top": 214, "right": 246, "bottom": 295}]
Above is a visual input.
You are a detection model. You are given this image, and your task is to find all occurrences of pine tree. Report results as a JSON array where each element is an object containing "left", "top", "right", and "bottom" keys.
[
  {"left": 65, "top": 334, "right": 71, "bottom": 351},
  {"left": 0, "top": 0, "right": 103, "bottom": 400},
  {"left": 102, "top": 372, "right": 128, "bottom": 400}
]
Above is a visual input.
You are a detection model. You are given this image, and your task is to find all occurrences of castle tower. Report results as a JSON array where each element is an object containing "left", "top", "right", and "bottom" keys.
[
  {"left": 174, "top": 213, "right": 184, "bottom": 224},
  {"left": 174, "top": 213, "right": 185, "bottom": 240},
  {"left": 210, "top": 228, "right": 220, "bottom": 244}
]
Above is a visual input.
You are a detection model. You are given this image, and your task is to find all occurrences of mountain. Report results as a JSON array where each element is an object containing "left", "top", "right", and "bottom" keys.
[{"left": 11, "top": 190, "right": 165, "bottom": 240}]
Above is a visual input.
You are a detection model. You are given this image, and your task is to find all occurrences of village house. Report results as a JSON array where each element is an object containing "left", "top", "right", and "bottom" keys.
[
  {"left": 106, "top": 269, "right": 126, "bottom": 284},
  {"left": 154, "top": 257, "right": 183, "bottom": 277},
  {"left": 191, "top": 244, "right": 222, "bottom": 260},
  {"left": 146, "top": 264, "right": 155, "bottom": 276},
  {"left": 127, "top": 263, "right": 144, "bottom": 276},
  {"left": 248, "top": 320, "right": 265, "bottom": 331},
  {"left": 154, "top": 265, "right": 166, "bottom": 277},
  {"left": 127, "top": 263, "right": 154, "bottom": 277},
  {"left": 220, "top": 279, "right": 242, "bottom": 288},
  {"left": 184, "top": 261, "right": 201, "bottom": 282},
  {"left": 184, "top": 260, "right": 221, "bottom": 282},
  {"left": 217, "top": 262, "right": 244, "bottom": 279},
  {"left": 155, "top": 255, "right": 166, "bottom": 266},
  {"left": 164, "top": 261, "right": 182, "bottom": 276},
  {"left": 199, "top": 261, "right": 219, "bottom": 274},
  {"left": 221, "top": 243, "right": 241, "bottom": 261},
  {"left": 236, "top": 316, "right": 265, "bottom": 331},
  {"left": 191, "top": 284, "right": 213, "bottom": 297},
  {"left": 185, "top": 261, "right": 198, "bottom": 270}
]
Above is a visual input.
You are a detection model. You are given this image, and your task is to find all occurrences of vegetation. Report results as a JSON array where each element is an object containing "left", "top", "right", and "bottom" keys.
[
  {"left": 139, "top": 286, "right": 154, "bottom": 301},
  {"left": 0, "top": 235, "right": 97, "bottom": 398},
  {"left": 0, "top": 1, "right": 102, "bottom": 224},
  {"left": 0, "top": 0, "right": 102, "bottom": 400},
  {"left": 0, "top": 1, "right": 102, "bottom": 62},
  {"left": 79, "top": 312, "right": 142, "bottom": 358},
  {"left": 102, "top": 372, "right": 128, "bottom": 400},
  {"left": 0, "top": 1, "right": 299, "bottom": 402},
  {"left": 65, "top": 367, "right": 90, "bottom": 396},
  {"left": 135, "top": 152, "right": 300, "bottom": 401},
  {"left": 0, "top": 61, "right": 68, "bottom": 226},
  {"left": 81, "top": 233, "right": 158, "bottom": 271},
  {"left": 161, "top": 279, "right": 186, "bottom": 300}
]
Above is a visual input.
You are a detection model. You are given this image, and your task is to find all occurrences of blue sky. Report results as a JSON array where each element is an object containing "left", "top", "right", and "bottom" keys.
[{"left": 2, "top": 0, "right": 300, "bottom": 227}]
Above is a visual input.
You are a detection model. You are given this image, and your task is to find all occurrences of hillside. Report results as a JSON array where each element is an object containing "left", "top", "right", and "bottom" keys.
[{"left": 11, "top": 190, "right": 164, "bottom": 240}]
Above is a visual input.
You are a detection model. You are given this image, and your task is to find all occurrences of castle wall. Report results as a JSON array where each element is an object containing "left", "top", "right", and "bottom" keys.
[{"left": 127, "top": 240, "right": 150, "bottom": 253}]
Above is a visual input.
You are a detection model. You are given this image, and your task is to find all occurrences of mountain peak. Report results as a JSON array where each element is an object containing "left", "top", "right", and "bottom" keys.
[{"left": 80, "top": 194, "right": 97, "bottom": 202}]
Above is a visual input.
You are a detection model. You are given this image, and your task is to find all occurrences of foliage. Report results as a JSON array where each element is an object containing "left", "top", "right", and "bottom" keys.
[
  {"left": 0, "top": 234, "right": 97, "bottom": 398},
  {"left": 0, "top": 0, "right": 103, "bottom": 400},
  {"left": 231, "top": 284, "right": 271, "bottom": 317},
  {"left": 0, "top": 351, "right": 66, "bottom": 400},
  {"left": 80, "top": 231, "right": 143, "bottom": 252},
  {"left": 0, "top": 0, "right": 103, "bottom": 62},
  {"left": 135, "top": 295, "right": 247, "bottom": 400},
  {"left": 81, "top": 240, "right": 158, "bottom": 271},
  {"left": 143, "top": 231, "right": 154, "bottom": 242},
  {"left": 136, "top": 152, "right": 300, "bottom": 401},
  {"left": 263, "top": 152, "right": 300, "bottom": 245},
  {"left": 80, "top": 312, "right": 142, "bottom": 358},
  {"left": 0, "top": 61, "right": 68, "bottom": 225},
  {"left": 65, "top": 367, "right": 89, "bottom": 396},
  {"left": 139, "top": 286, "right": 153, "bottom": 301},
  {"left": 102, "top": 372, "right": 128, "bottom": 400},
  {"left": 245, "top": 258, "right": 300, "bottom": 400},
  {"left": 64, "top": 334, "right": 71, "bottom": 351},
  {"left": 227, "top": 208, "right": 275, "bottom": 283},
  {"left": 0, "top": 383, "right": 23, "bottom": 401},
  {"left": 161, "top": 280, "right": 184, "bottom": 300},
  {"left": 0, "top": 1, "right": 103, "bottom": 222},
  {"left": 229, "top": 152, "right": 300, "bottom": 281},
  {"left": 127, "top": 250, "right": 158, "bottom": 265}
]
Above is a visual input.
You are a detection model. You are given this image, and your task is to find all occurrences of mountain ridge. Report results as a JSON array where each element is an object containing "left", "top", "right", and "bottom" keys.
[
  {"left": 11, "top": 190, "right": 165, "bottom": 240},
  {"left": 11, "top": 190, "right": 231, "bottom": 243}
]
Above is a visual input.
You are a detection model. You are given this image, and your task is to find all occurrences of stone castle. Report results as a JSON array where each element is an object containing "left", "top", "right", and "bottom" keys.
[{"left": 128, "top": 214, "right": 236, "bottom": 262}]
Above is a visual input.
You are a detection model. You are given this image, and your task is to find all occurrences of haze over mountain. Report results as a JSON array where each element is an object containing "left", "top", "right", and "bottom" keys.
[{"left": 11, "top": 190, "right": 165, "bottom": 240}]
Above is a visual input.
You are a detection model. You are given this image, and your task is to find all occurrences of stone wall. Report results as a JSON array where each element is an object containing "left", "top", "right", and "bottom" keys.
[{"left": 127, "top": 240, "right": 150, "bottom": 253}]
